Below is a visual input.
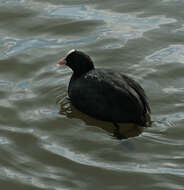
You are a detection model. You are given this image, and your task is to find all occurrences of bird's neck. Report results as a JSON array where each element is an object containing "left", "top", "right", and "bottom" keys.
[{"left": 73, "top": 67, "right": 94, "bottom": 78}]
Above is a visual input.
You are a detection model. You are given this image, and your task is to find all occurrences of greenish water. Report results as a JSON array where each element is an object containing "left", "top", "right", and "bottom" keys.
[{"left": 0, "top": 0, "right": 184, "bottom": 189}]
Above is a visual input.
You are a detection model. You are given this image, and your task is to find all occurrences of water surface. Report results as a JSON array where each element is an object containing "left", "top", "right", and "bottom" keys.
[{"left": 0, "top": 0, "right": 184, "bottom": 189}]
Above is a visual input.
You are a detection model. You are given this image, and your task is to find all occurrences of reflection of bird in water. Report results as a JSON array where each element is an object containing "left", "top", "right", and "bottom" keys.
[{"left": 58, "top": 97, "right": 144, "bottom": 140}]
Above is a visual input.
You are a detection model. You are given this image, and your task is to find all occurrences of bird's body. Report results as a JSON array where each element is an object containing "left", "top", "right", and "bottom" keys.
[{"left": 58, "top": 50, "right": 151, "bottom": 127}]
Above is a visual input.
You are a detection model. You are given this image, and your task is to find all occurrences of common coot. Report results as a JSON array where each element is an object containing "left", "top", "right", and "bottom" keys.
[{"left": 58, "top": 49, "right": 151, "bottom": 127}]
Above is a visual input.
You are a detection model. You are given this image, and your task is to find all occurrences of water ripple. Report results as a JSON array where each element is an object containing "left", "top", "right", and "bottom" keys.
[
  {"left": 43, "top": 142, "right": 184, "bottom": 176},
  {"left": 0, "top": 137, "right": 10, "bottom": 144},
  {"left": 0, "top": 0, "right": 23, "bottom": 4},
  {"left": 47, "top": 5, "right": 176, "bottom": 41},
  {"left": 0, "top": 37, "right": 98, "bottom": 59},
  {"left": 145, "top": 44, "right": 184, "bottom": 64}
]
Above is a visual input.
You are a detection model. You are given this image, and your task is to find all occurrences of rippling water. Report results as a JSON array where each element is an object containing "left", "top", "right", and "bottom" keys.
[{"left": 1, "top": 0, "right": 184, "bottom": 189}]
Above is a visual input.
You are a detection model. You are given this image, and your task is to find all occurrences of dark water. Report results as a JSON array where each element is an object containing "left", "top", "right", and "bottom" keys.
[{"left": 1, "top": 0, "right": 184, "bottom": 189}]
